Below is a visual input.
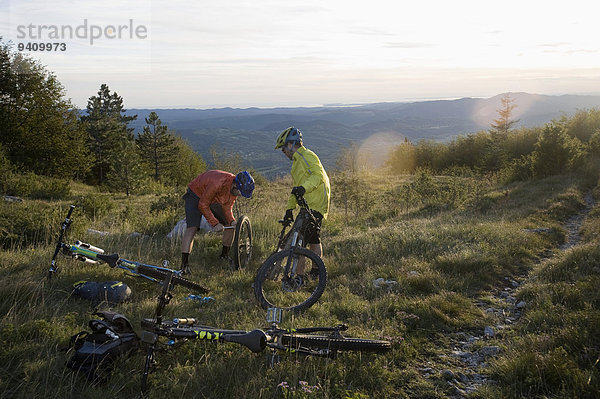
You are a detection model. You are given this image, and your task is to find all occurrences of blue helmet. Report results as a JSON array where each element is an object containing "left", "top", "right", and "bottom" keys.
[{"left": 234, "top": 171, "right": 255, "bottom": 198}]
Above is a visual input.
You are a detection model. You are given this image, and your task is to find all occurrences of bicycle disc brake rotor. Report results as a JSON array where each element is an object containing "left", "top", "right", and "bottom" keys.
[{"left": 281, "top": 276, "right": 301, "bottom": 292}]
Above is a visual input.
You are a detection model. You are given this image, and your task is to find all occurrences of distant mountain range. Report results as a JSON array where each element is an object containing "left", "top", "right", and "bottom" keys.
[{"left": 125, "top": 92, "right": 600, "bottom": 177}]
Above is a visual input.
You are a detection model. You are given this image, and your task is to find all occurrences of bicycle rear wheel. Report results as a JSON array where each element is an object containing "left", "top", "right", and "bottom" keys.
[
  {"left": 232, "top": 215, "right": 252, "bottom": 269},
  {"left": 254, "top": 247, "right": 326, "bottom": 313},
  {"left": 281, "top": 333, "right": 391, "bottom": 353},
  {"left": 137, "top": 265, "right": 209, "bottom": 293}
]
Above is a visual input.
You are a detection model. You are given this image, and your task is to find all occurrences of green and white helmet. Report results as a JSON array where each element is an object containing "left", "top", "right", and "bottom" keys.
[{"left": 274, "top": 127, "right": 303, "bottom": 149}]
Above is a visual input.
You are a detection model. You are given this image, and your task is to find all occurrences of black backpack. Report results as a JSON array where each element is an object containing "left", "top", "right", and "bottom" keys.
[
  {"left": 66, "top": 311, "right": 139, "bottom": 383},
  {"left": 72, "top": 280, "right": 132, "bottom": 305}
]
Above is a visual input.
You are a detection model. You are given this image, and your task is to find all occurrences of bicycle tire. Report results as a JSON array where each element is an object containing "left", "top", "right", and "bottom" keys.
[
  {"left": 137, "top": 265, "right": 209, "bottom": 293},
  {"left": 254, "top": 247, "right": 326, "bottom": 313},
  {"left": 281, "top": 333, "right": 391, "bottom": 353},
  {"left": 232, "top": 215, "right": 252, "bottom": 269}
]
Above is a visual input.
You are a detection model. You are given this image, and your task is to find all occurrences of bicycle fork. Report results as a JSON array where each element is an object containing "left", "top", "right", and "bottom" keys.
[
  {"left": 142, "top": 344, "right": 156, "bottom": 397},
  {"left": 283, "top": 232, "right": 301, "bottom": 277}
]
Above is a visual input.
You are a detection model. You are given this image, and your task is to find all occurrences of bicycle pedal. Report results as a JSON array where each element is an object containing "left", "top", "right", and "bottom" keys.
[
  {"left": 267, "top": 352, "right": 281, "bottom": 367},
  {"left": 266, "top": 307, "right": 283, "bottom": 324}
]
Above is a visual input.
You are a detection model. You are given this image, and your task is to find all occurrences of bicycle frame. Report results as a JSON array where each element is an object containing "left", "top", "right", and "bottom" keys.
[
  {"left": 96, "top": 253, "right": 186, "bottom": 285},
  {"left": 275, "top": 195, "right": 317, "bottom": 281},
  {"left": 140, "top": 270, "right": 389, "bottom": 395},
  {"left": 48, "top": 205, "right": 198, "bottom": 287}
]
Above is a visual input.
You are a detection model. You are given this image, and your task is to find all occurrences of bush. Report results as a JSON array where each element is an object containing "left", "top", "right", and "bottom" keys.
[
  {"left": 530, "top": 123, "right": 583, "bottom": 178},
  {"left": 75, "top": 194, "right": 115, "bottom": 219},
  {"left": 30, "top": 178, "right": 71, "bottom": 199},
  {"left": 150, "top": 191, "right": 182, "bottom": 214},
  {"left": 0, "top": 202, "right": 65, "bottom": 248},
  {"left": 0, "top": 171, "right": 71, "bottom": 199}
]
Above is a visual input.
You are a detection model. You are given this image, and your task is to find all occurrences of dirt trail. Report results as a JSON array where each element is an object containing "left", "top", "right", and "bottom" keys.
[
  {"left": 434, "top": 191, "right": 596, "bottom": 398},
  {"left": 559, "top": 191, "right": 595, "bottom": 250}
]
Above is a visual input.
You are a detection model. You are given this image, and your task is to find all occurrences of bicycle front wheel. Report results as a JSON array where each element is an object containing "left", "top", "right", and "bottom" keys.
[
  {"left": 254, "top": 247, "right": 326, "bottom": 313},
  {"left": 137, "top": 265, "right": 209, "bottom": 293},
  {"left": 281, "top": 333, "right": 391, "bottom": 353},
  {"left": 232, "top": 215, "right": 252, "bottom": 269}
]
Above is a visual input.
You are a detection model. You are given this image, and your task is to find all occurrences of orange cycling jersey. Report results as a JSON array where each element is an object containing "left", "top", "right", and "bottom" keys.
[{"left": 188, "top": 170, "right": 236, "bottom": 227}]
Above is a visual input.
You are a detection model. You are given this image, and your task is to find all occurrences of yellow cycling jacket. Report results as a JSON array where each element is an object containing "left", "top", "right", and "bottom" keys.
[{"left": 286, "top": 146, "right": 330, "bottom": 219}]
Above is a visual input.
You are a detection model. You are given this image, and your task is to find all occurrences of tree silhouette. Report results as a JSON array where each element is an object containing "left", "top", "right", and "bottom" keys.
[
  {"left": 81, "top": 84, "right": 137, "bottom": 185},
  {"left": 491, "top": 93, "right": 519, "bottom": 135},
  {"left": 0, "top": 40, "right": 90, "bottom": 178},
  {"left": 136, "top": 111, "right": 176, "bottom": 182}
]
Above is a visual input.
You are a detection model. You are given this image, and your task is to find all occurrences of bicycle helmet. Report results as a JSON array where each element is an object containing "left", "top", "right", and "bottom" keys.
[
  {"left": 274, "top": 127, "right": 303, "bottom": 149},
  {"left": 234, "top": 171, "right": 255, "bottom": 198}
]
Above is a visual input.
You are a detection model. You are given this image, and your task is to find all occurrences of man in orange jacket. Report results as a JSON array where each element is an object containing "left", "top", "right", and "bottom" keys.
[{"left": 181, "top": 170, "right": 254, "bottom": 273}]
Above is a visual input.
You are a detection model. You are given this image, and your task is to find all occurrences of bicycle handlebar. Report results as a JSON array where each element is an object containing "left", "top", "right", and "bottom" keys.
[
  {"left": 294, "top": 193, "right": 309, "bottom": 209},
  {"left": 280, "top": 195, "right": 315, "bottom": 227}
]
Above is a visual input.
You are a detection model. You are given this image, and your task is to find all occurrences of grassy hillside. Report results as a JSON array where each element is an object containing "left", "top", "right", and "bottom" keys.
[{"left": 0, "top": 171, "right": 598, "bottom": 398}]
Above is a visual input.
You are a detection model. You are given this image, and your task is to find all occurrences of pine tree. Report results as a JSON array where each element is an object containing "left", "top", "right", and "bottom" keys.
[
  {"left": 136, "top": 111, "right": 176, "bottom": 182},
  {"left": 107, "top": 135, "right": 145, "bottom": 196},
  {"left": 530, "top": 123, "right": 582, "bottom": 177},
  {"left": 486, "top": 93, "right": 519, "bottom": 173},
  {"left": 491, "top": 93, "right": 519, "bottom": 135},
  {"left": 81, "top": 84, "right": 137, "bottom": 185}
]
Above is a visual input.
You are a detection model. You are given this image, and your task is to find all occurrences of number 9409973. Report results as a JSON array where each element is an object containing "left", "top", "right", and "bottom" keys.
[{"left": 18, "top": 42, "right": 66, "bottom": 51}]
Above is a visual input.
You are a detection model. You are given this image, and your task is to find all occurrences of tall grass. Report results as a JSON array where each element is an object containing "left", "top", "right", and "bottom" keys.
[
  {"left": 0, "top": 171, "right": 597, "bottom": 398},
  {"left": 488, "top": 244, "right": 600, "bottom": 398}
]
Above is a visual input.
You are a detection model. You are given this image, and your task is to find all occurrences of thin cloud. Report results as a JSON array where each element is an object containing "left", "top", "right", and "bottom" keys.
[
  {"left": 384, "top": 42, "right": 434, "bottom": 49},
  {"left": 538, "top": 42, "right": 570, "bottom": 48},
  {"left": 349, "top": 27, "right": 396, "bottom": 37}
]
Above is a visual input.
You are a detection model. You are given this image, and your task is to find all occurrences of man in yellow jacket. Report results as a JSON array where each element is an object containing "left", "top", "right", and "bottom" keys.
[{"left": 275, "top": 127, "right": 330, "bottom": 284}]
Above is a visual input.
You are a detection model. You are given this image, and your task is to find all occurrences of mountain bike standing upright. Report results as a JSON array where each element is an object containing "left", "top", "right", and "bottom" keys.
[{"left": 253, "top": 195, "right": 326, "bottom": 313}]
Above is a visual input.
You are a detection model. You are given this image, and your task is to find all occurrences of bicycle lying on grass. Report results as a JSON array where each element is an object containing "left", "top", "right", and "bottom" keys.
[
  {"left": 140, "top": 269, "right": 391, "bottom": 394},
  {"left": 253, "top": 194, "right": 326, "bottom": 312},
  {"left": 49, "top": 205, "right": 208, "bottom": 293}
]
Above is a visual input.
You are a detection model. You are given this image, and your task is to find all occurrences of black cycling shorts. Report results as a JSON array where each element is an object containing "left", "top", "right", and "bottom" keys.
[
  {"left": 183, "top": 189, "right": 228, "bottom": 228},
  {"left": 299, "top": 209, "right": 323, "bottom": 245}
]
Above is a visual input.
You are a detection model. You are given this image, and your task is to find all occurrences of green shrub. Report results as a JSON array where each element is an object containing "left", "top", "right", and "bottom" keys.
[
  {"left": 30, "top": 177, "right": 71, "bottom": 199},
  {"left": 0, "top": 202, "right": 66, "bottom": 248},
  {"left": 150, "top": 191, "right": 182, "bottom": 214},
  {"left": 2, "top": 171, "right": 36, "bottom": 197},
  {"left": 75, "top": 194, "right": 115, "bottom": 219},
  {"left": 530, "top": 123, "right": 583, "bottom": 178},
  {"left": 0, "top": 171, "right": 71, "bottom": 199},
  {"left": 0, "top": 144, "right": 13, "bottom": 192}
]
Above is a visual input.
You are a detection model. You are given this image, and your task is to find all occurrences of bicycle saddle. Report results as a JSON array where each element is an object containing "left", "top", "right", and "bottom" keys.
[{"left": 96, "top": 253, "right": 120, "bottom": 268}]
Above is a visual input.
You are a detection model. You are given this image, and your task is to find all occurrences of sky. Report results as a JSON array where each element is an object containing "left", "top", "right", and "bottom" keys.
[{"left": 1, "top": 0, "right": 599, "bottom": 109}]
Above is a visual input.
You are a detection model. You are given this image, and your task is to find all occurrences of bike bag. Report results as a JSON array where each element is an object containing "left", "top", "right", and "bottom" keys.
[
  {"left": 66, "top": 311, "right": 139, "bottom": 383},
  {"left": 72, "top": 280, "right": 132, "bottom": 304}
]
